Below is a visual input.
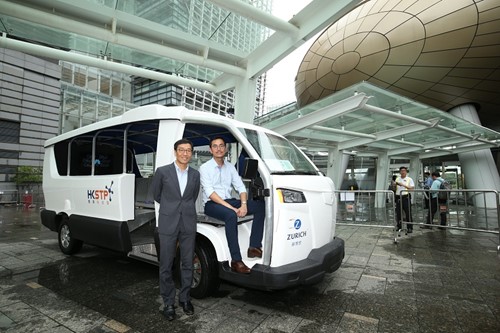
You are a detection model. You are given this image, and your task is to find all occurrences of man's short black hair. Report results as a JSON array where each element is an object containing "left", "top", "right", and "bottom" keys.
[
  {"left": 431, "top": 171, "right": 440, "bottom": 177},
  {"left": 174, "top": 139, "right": 193, "bottom": 150},
  {"left": 209, "top": 136, "right": 226, "bottom": 146},
  {"left": 399, "top": 166, "right": 408, "bottom": 171}
]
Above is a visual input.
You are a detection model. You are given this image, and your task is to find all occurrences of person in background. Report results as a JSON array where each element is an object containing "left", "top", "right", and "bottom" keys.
[
  {"left": 151, "top": 139, "right": 200, "bottom": 321},
  {"left": 199, "top": 137, "right": 265, "bottom": 274},
  {"left": 423, "top": 171, "right": 433, "bottom": 209},
  {"left": 427, "top": 171, "right": 448, "bottom": 229},
  {"left": 395, "top": 166, "right": 415, "bottom": 233},
  {"left": 387, "top": 175, "right": 397, "bottom": 203}
]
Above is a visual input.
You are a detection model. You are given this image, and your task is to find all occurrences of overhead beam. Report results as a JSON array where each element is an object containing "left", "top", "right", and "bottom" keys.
[
  {"left": 420, "top": 142, "right": 499, "bottom": 159},
  {"left": 269, "top": 93, "right": 369, "bottom": 135},
  {"left": 386, "top": 138, "right": 424, "bottom": 148},
  {"left": 311, "top": 125, "right": 376, "bottom": 139},
  {"left": 215, "top": 0, "right": 361, "bottom": 83},
  {"left": 338, "top": 118, "right": 440, "bottom": 150},
  {"left": 206, "top": 0, "right": 299, "bottom": 34},
  {"left": 388, "top": 135, "right": 478, "bottom": 156},
  {"left": 0, "top": 35, "right": 216, "bottom": 92},
  {"left": 363, "top": 104, "right": 440, "bottom": 127}
]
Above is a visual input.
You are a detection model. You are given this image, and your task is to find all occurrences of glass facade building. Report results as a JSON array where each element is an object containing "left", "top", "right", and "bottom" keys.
[{"left": 129, "top": 0, "right": 271, "bottom": 116}]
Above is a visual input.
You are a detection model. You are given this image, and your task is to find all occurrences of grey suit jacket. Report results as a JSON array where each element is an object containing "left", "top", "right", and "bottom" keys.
[{"left": 151, "top": 162, "right": 200, "bottom": 235}]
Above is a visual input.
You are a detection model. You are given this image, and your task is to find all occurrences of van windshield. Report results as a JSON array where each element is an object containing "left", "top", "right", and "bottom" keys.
[{"left": 241, "top": 128, "right": 319, "bottom": 175}]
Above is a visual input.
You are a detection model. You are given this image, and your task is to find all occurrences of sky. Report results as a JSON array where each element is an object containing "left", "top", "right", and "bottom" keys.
[{"left": 264, "top": 0, "right": 316, "bottom": 112}]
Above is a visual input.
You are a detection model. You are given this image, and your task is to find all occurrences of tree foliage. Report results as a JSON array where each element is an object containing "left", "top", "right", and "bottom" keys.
[{"left": 12, "top": 166, "right": 43, "bottom": 184}]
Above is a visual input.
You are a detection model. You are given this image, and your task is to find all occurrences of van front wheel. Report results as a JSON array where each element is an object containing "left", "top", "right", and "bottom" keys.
[
  {"left": 58, "top": 217, "right": 83, "bottom": 255},
  {"left": 190, "top": 238, "right": 220, "bottom": 299}
]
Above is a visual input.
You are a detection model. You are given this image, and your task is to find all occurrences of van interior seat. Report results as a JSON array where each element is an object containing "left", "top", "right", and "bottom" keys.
[
  {"left": 135, "top": 177, "right": 154, "bottom": 209},
  {"left": 195, "top": 188, "right": 253, "bottom": 226}
]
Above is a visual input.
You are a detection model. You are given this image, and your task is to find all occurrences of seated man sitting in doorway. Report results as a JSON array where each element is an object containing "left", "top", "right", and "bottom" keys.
[{"left": 199, "top": 137, "right": 265, "bottom": 274}]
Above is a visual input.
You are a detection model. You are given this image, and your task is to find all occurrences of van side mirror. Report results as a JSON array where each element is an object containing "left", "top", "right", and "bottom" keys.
[{"left": 242, "top": 158, "right": 258, "bottom": 180}]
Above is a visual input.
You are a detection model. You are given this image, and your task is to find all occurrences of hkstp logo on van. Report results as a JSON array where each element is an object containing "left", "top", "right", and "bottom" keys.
[{"left": 87, "top": 181, "right": 114, "bottom": 205}]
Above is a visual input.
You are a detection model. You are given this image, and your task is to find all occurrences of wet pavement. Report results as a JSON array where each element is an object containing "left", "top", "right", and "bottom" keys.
[{"left": 1, "top": 205, "right": 499, "bottom": 333}]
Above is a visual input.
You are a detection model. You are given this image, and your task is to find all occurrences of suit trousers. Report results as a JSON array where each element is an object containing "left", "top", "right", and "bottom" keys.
[
  {"left": 157, "top": 221, "right": 195, "bottom": 306},
  {"left": 204, "top": 198, "right": 265, "bottom": 261}
]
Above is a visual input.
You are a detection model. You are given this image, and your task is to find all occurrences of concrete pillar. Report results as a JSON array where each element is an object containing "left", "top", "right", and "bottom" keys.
[
  {"left": 375, "top": 152, "right": 389, "bottom": 208},
  {"left": 409, "top": 157, "right": 421, "bottom": 185},
  {"left": 234, "top": 78, "right": 257, "bottom": 124},
  {"left": 409, "top": 157, "right": 422, "bottom": 204},
  {"left": 327, "top": 148, "right": 349, "bottom": 190},
  {"left": 450, "top": 104, "right": 500, "bottom": 207}
]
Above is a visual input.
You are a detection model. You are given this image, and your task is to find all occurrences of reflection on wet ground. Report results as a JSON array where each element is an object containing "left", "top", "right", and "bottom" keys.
[{"left": 1, "top": 205, "right": 500, "bottom": 332}]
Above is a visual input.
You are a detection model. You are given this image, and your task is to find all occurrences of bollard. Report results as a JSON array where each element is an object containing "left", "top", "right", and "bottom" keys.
[{"left": 23, "top": 191, "right": 33, "bottom": 209}]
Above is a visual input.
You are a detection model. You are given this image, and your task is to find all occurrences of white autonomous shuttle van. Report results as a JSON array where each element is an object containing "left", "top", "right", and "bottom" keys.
[{"left": 41, "top": 105, "right": 344, "bottom": 298}]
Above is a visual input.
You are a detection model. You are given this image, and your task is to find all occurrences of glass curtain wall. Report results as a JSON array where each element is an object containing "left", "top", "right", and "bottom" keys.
[{"left": 60, "top": 62, "right": 136, "bottom": 134}]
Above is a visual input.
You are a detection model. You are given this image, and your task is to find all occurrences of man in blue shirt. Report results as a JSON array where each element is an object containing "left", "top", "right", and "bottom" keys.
[
  {"left": 200, "top": 137, "right": 265, "bottom": 274},
  {"left": 425, "top": 171, "right": 447, "bottom": 229}
]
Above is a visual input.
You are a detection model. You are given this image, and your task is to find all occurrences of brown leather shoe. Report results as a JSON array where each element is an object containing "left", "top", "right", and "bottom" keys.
[
  {"left": 247, "top": 247, "right": 262, "bottom": 258},
  {"left": 230, "top": 260, "right": 251, "bottom": 274}
]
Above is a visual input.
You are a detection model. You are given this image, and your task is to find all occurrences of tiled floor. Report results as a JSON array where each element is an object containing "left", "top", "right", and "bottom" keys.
[{"left": 0, "top": 205, "right": 499, "bottom": 332}]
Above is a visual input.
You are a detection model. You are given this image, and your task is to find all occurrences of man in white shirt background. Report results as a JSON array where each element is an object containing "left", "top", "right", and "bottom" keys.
[{"left": 395, "top": 166, "right": 415, "bottom": 233}]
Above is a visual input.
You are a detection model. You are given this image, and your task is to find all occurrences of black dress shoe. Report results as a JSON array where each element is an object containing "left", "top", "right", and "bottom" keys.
[
  {"left": 161, "top": 305, "right": 176, "bottom": 321},
  {"left": 179, "top": 301, "right": 194, "bottom": 315}
]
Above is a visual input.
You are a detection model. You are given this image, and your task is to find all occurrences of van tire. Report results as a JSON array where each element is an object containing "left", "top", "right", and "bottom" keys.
[
  {"left": 190, "top": 237, "right": 220, "bottom": 299},
  {"left": 58, "top": 216, "right": 83, "bottom": 255}
]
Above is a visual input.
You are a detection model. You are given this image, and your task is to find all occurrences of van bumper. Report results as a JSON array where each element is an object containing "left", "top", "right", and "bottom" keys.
[{"left": 220, "top": 237, "right": 345, "bottom": 290}]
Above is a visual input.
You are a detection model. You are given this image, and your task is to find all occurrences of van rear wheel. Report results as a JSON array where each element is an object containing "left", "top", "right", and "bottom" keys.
[
  {"left": 190, "top": 237, "right": 220, "bottom": 299},
  {"left": 58, "top": 216, "right": 83, "bottom": 255}
]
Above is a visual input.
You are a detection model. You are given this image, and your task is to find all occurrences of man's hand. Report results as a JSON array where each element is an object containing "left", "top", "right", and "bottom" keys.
[{"left": 236, "top": 204, "right": 247, "bottom": 217}]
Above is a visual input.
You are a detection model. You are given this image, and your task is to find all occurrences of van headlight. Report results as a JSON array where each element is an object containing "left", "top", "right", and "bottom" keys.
[{"left": 277, "top": 188, "right": 306, "bottom": 203}]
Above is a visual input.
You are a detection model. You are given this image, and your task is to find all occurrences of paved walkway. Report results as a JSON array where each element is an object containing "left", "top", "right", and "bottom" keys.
[{"left": 0, "top": 205, "right": 499, "bottom": 332}]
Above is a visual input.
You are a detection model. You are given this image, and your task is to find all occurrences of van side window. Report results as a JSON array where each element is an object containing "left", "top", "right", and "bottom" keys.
[
  {"left": 70, "top": 139, "right": 93, "bottom": 175},
  {"left": 52, "top": 121, "right": 159, "bottom": 177}
]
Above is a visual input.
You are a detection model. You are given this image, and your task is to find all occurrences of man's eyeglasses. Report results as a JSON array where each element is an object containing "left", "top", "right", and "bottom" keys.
[
  {"left": 211, "top": 144, "right": 226, "bottom": 150},
  {"left": 177, "top": 148, "right": 193, "bottom": 154}
]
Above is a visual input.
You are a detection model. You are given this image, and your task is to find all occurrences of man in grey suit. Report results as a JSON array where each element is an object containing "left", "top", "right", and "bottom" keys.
[{"left": 151, "top": 139, "right": 200, "bottom": 321}]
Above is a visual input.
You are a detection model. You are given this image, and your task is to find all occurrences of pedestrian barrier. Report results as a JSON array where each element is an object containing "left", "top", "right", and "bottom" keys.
[
  {"left": 336, "top": 189, "right": 500, "bottom": 250},
  {"left": 336, "top": 189, "right": 399, "bottom": 242},
  {"left": 0, "top": 190, "right": 18, "bottom": 205},
  {"left": 411, "top": 188, "right": 498, "bottom": 241},
  {"left": 0, "top": 188, "right": 45, "bottom": 208}
]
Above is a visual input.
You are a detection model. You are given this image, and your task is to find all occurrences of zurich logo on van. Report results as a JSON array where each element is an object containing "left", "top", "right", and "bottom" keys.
[
  {"left": 287, "top": 218, "right": 306, "bottom": 243},
  {"left": 87, "top": 181, "right": 114, "bottom": 204}
]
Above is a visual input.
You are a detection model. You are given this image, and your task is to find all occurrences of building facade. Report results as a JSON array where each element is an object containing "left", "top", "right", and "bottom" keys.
[
  {"left": 0, "top": 48, "right": 60, "bottom": 191},
  {"left": 131, "top": 0, "right": 271, "bottom": 116}
]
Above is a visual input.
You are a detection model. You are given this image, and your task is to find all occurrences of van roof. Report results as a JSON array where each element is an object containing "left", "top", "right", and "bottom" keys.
[{"left": 44, "top": 104, "right": 275, "bottom": 147}]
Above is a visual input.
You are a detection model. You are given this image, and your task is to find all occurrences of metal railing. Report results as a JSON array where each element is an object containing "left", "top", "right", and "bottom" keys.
[
  {"left": 0, "top": 190, "right": 19, "bottom": 205},
  {"left": 336, "top": 189, "right": 399, "bottom": 241},
  {"left": 0, "top": 188, "right": 45, "bottom": 208},
  {"left": 335, "top": 189, "right": 500, "bottom": 250},
  {"left": 410, "top": 188, "right": 499, "bottom": 233}
]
